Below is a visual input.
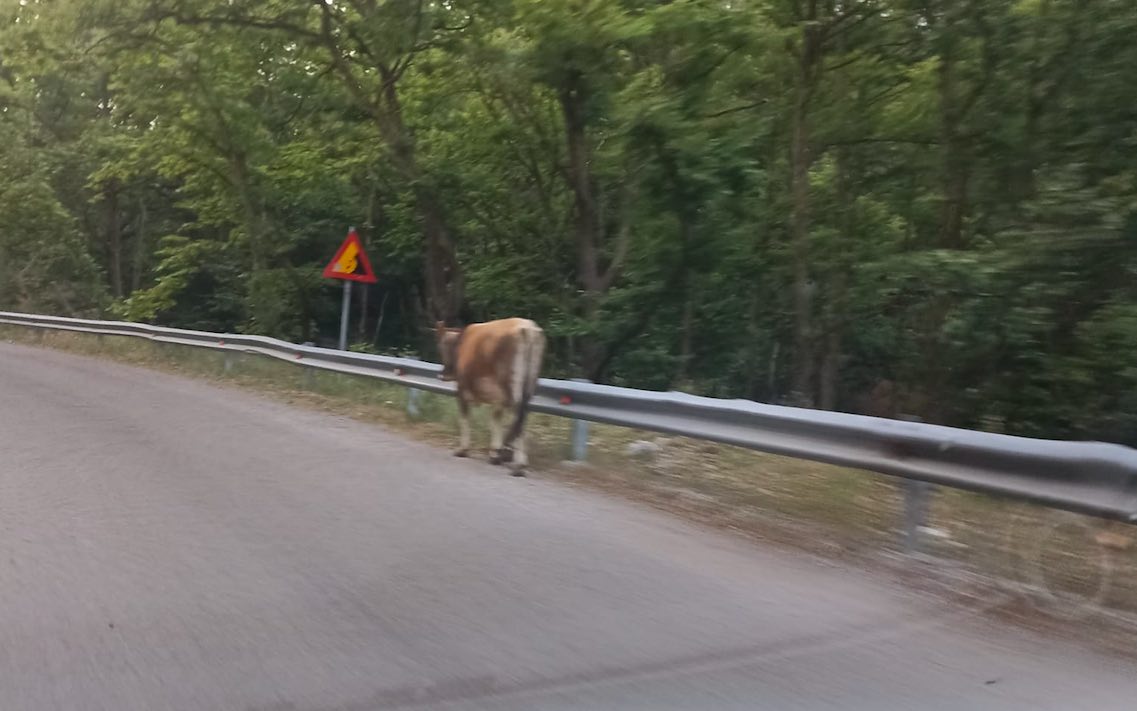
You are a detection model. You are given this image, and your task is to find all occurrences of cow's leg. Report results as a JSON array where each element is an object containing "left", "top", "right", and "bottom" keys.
[
  {"left": 488, "top": 406, "right": 506, "bottom": 465},
  {"left": 509, "top": 431, "right": 528, "bottom": 476},
  {"left": 454, "top": 397, "right": 471, "bottom": 457}
]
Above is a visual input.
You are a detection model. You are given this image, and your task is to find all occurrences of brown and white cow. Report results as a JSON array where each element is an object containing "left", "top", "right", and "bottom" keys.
[{"left": 435, "top": 318, "right": 546, "bottom": 475}]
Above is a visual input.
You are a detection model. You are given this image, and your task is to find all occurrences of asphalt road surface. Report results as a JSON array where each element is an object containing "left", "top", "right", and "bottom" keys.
[{"left": 1, "top": 341, "right": 1134, "bottom": 711}]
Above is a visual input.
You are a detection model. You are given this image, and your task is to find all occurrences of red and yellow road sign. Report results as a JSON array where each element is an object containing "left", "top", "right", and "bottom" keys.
[{"left": 322, "top": 229, "right": 377, "bottom": 283}]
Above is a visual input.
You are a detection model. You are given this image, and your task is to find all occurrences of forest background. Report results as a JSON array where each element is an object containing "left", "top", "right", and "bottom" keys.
[{"left": 2, "top": 0, "right": 1135, "bottom": 445}]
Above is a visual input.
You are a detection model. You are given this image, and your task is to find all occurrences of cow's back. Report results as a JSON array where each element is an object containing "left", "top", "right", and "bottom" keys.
[{"left": 454, "top": 318, "right": 543, "bottom": 406}]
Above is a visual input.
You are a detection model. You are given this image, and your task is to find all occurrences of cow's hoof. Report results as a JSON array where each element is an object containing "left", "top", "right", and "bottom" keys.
[
  {"left": 488, "top": 452, "right": 503, "bottom": 465},
  {"left": 453, "top": 448, "right": 470, "bottom": 458},
  {"left": 510, "top": 468, "right": 527, "bottom": 478},
  {"left": 497, "top": 448, "right": 514, "bottom": 463}
]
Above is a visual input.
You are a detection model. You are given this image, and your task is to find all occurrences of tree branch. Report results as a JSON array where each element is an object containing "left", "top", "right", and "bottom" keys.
[
  {"left": 703, "top": 100, "right": 769, "bottom": 119},
  {"left": 142, "top": 4, "right": 321, "bottom": 42},
  {"left": 314, "top": 1, "right": 381, "bottom": 121},
  {"left": 598, "top": 222, "right": 631, "bottom": 294},
  {"left": 958, "top": 7, "right": 998, "bottom": 119},
  {"left": 821, "top": 136, "right": 939, "bottom": 148},
  {"left": 590, "top": 251, "right": 687, "bottom": 382}
]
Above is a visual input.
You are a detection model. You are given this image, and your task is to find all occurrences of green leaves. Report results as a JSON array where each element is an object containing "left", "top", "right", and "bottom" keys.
[
  {"left": 0, "top": 164, "right": 107, "bottom": 315},
  {"left": 2, "top": 0, "right": 1137, "bottom": 441}
]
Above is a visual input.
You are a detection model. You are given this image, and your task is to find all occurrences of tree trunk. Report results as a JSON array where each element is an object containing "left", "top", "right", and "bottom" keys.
[
  {"left": 743, "top": 286, "right": 763, "bottom": 400},
  {"left": 356, "top": 283, "right": 368, "bottom": 341},
  {"left": 676, "top": 292, "right": 694, "bottom": 386},
  {"left": 419, "top": 195, "right": 463, "bottom": 324},
  {"left": 356, "top": 226, "right": 370, "bottom": 341},
  {"left": 294, "top": 267, "right": 313, "bottom": 344},
  {"left": 560, "top": 75, "right": 605, "bottom": 379},
  {"left": 818, "top": 330, "right": 841, "bottom": 410},
  {"left": 820, "top": 148, "right": 853, "bottom": 411},
  {"left": 789, "top": 23, "right": 822, "bottom": 406},
  {"left": 560, "top": 75, "right": 602, "bottom": 295},
  {"left": 937, "top": 45, "right": 970, "bottom": 249},
  {"left": 768, "top": 341, "right": 781, "bottom": 403},
  {"left": 376, "top": 77, "right": 463, "bottom": 325},
  {"left": 939, "top": 140, "right": 970, "bottom": 249},
  {"left": 105, "top": 180, "right": 123, "bottom": 299},
  {"left": 131, "top": 194, "right": 147, "bottom": 293},
  {"left": 373, "top": 290, "right": 390, "bottom": 348},
  {"left": 559, "top": 73, "right": 614, "bottom": 379},
  {"left": 1011, "top": 101, "right": 1040, "bottom": 204},
  {"left": 229, "top": 154, "right": 268, "bottom": 271}
]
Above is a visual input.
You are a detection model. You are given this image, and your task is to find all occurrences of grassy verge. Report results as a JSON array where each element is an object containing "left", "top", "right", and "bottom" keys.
[{"left": 4, "top": 325, "right": 1135, "bottom": 634}]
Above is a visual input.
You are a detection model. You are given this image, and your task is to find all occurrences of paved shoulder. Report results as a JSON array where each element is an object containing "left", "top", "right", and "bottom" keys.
[{"left": 0, "top": 342, "right": 1132, "bottom": 710}]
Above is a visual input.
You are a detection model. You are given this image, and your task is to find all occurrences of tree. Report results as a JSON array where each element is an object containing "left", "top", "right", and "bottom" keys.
[{"left": 3, "top": 0, "right": 1136, "bottom": 444}]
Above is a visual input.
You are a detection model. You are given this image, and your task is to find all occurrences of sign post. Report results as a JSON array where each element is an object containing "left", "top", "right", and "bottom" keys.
[
  {"left": 322, "top": 227, "right": 378, "bottom": 351},
  {"left": 338, "top": 280, "right": 353, "bottom": 351}
]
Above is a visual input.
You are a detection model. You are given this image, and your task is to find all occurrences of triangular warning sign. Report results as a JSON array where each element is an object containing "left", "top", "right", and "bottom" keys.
[{"left": 322, "top": 229, "right": 377, "bottom": 283}]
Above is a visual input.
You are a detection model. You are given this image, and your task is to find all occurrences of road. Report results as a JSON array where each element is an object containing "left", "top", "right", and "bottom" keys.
[{"left": 0, "top": 340, "right": 1133, "bottom": 711}]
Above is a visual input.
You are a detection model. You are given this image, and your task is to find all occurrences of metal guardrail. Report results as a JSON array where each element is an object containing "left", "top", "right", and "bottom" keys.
[{"left": 2, "top": 310, "right": 1136, "bottom": 527}]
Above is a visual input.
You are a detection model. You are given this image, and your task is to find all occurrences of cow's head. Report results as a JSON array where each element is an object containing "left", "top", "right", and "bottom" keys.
[{"left": 435, "top": 321, "right": 463, "bottom": 381}]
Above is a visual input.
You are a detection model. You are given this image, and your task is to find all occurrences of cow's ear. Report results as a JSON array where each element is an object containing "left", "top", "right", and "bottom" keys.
[{"left": 434, "top": 321, "right": 446, "bottom": 337}]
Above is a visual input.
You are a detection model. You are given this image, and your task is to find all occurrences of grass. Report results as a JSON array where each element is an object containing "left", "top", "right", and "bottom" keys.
[{"left": 4, "top": 324, "right": 1136, "bottom": 637}]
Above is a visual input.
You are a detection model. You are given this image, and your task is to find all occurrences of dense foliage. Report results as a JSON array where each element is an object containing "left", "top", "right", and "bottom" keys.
[{"left": 2, "top": 0, "right": 1135, "bottom": 443}]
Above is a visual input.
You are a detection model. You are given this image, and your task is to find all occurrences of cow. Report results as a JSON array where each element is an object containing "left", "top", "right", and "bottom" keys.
[{"left": 435, "top": 318, "right": 546, "bottom": 475}]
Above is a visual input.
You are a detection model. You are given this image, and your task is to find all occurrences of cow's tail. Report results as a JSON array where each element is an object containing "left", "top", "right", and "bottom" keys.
[{"left": 504, "top": 323, "right": 545, "bottom": 448}]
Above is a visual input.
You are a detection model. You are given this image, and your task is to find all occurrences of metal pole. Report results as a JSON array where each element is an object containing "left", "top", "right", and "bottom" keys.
[
  {"left": 898, "top": 414, "right": 934, "bottom": 553},
  {"left": 571, "top": 419, "right": 589, "bottom": 462},
  {"left": 407, "top": 388, "right": 422, "bottom": 418},
  {"left": 297, "top": 342, "right": 315, "bottom": 388},
  {"left": 338, "top": 280, "right": 352, "bottom": 351},
  {"left": 903, "top": 480, "right": 932, "bottom": 553},
  {"left": 570, "top": 378, "right": 590, "bottom": 462},
  {"left": 404, "top": 355, "right": 422, "bottom": 418}
]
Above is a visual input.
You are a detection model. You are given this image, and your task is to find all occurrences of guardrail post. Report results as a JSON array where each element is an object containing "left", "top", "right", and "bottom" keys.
[
  {"left": 569, "top": 378, "right": 589, "bottom": 462},
  {"left": 897, "top": 414, "right": 935, "bottom": 553},
  {"left": 299, "top": 343, "right": 315, "bottom": 388},
  {"left": 407, "top": 387, "right": 422, "bottom": 419},
  {"left": 903, "top": 480, "right": 933, "bottom": 553},
  {"left": 404, "top": 355, "right": 423, "bottom": 419}
]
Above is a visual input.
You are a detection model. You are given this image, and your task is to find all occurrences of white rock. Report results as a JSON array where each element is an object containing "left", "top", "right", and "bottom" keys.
[
  {"left": 918, "top": 526, "right": 952, "bottom": 540},
  {"left": 626, "top": 440, "right": 662, "bottom": 459}
]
